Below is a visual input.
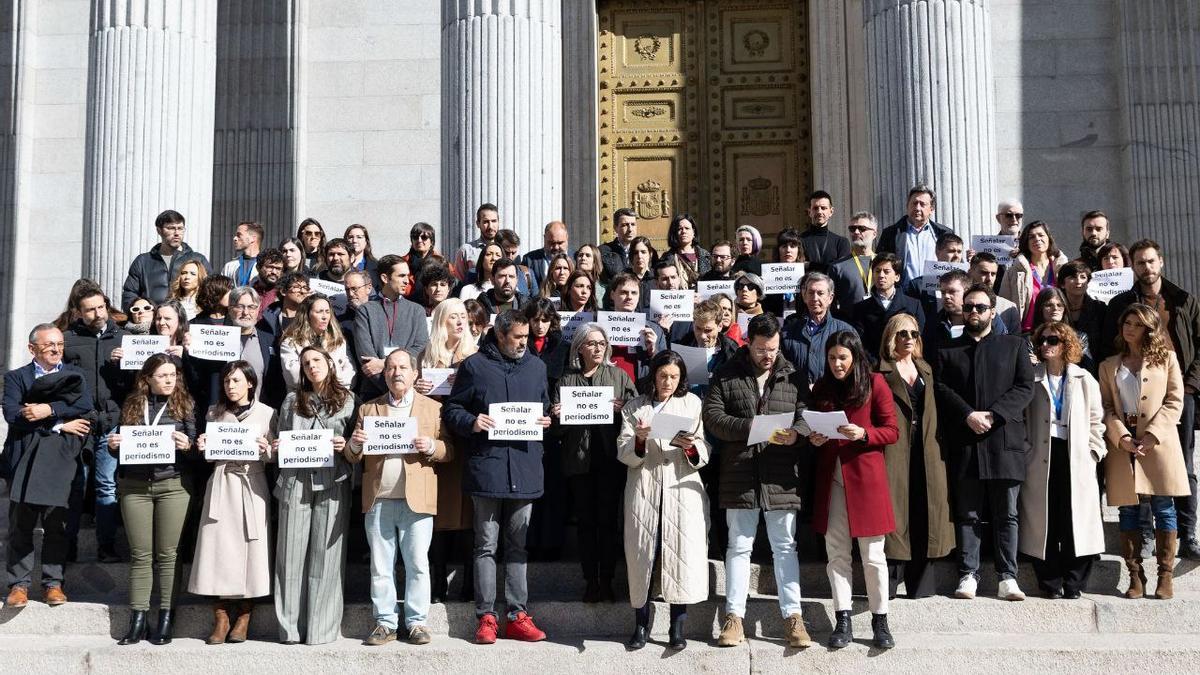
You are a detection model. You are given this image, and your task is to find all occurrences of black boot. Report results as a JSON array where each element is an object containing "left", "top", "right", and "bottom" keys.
[
  {"left": 118, "top": 610, "right": 148, "bottom": 645},
  {"left": 431, "top": 560, "right": 447, "bottom": 604},
  {"left": 582, "top": 578, "right": 601, "bottom": 603},
  {"left": 668, "top": 612, "right": 687, "bottom": 650},
  {"left": 151, "top": 609, "right": 174, "bottom": 645},
  {"left": 828, "top": 610, "right": 852, "bottom": 649},
  {"left": 457, "top": 563, "right": 474, "bottom": 602},
  {"left": 871, "top": 613, "right": 895, "bottom": 649},
  {"left": 626, "top": 624, "right": 648, "bottom": 650},
  {"left": 599, "top": 577, "right": 617, "bottom": 603}
]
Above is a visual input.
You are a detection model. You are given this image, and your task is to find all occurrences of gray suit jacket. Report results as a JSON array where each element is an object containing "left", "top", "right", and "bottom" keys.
[
  {"left": 829, "top": 254, "right": 873, "bottom": 318},
  {"left": 353, "top": 296, "right": 430, "bottom": 398}
]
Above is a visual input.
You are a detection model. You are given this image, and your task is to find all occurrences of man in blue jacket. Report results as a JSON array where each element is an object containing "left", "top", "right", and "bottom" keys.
[{"left": 443, "top": 310, "right": 551, "bottom": 645}]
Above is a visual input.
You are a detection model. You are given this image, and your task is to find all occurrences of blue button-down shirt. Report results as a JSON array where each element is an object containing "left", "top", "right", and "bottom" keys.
[
  {"left": 32, "top": 360, "right": 63, "bottom": 379},
  {"left": 899, "top": 220, "right": 938, "bottom": 282}
]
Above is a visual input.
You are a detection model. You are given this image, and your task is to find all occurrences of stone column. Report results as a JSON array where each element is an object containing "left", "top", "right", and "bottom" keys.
[
  {"left": 442, "top": 0, "right": 563, "bottom": 255},
  {"left": 1118, "top": 0, "right": 1200, "bottom": 293},
  {"left": 84, "top": 1, "right": 219, "bottom": 297},
  {"left": 862, "top": 0, "right": 996, "bottom": 240}
]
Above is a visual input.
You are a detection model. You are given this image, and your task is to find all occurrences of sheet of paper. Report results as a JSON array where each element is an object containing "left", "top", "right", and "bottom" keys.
[
  {"left": 747, "top": 412, "right": 796, "bottom": 445},
  {"left": 736, "top": 312, "right": 751, "bottom": 336},
  {"left": 120, "top": 335, "right": 169, "bottom": 370},
  {"left": 422, "top": 367, "right": 455, "bottom": 396},
  {"left": 559, "top": 310, "right": 594, "bottom": 341},
  {"left": 559, "top": 386, "right": 614, "bottom": 426},
  {"left": 309, "top": 278, "right": 348, "bottom": 306},
  {"left": 802, "top": 410, "right": 852, "bottom": 441},
  {"left": 649, "top": 412, "right": 693, "bottom": 440},
  {"left": 277, "top": 428, "right": 335, "bottom": 468},
  {"left": 970, "top": 235, "right": 1018, "bottom": 266},
  {"left": 697, "top": 280, "right": 735, "bottom": 301},
  {"left": 649, "top": 290, "right": 694, "bottom": 325},
  {"left": 598, "top": 311, "right": 646, "bottom": 347},
  {"left": 920, "top": 260, "right": 969, "bottom": 294},
  {"left": 487, "top": 402, "right": 544, "bottom": 441},
  {"left": 671, "top": 343, "right": 715, "bottom": 384},
  {"left": 188, "top": 325, "right": 241, "bottom": 361},
  {"left": 363, "top": 416, "right": 418, "bottom": 455},
  {"left": 1088, "top": 267, "right": 1134, "bottom": 304},
  {"left": 204, "top": 422, "right": 260, "bottom": 462},
  {"left": 762, "top": 263, "right": 806, "bottom": 295},
  {"left": 118, "top": 425, "right": 175, "bottom": 464}
]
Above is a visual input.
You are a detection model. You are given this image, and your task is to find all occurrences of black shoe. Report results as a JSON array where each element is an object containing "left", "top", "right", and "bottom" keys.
[
  {"left": 1180, "top": 537, "right": 1200, "bottom": 560},
  {"left": 431, "top": 562, "right": 447, "bottom": 604},
  {"left": 1041, "top": 587, "right": 1064, "bottom": 599},
  {"left": 582, "top": 579, "right": 601, "bottom": 603},
  {"left": 66, "top": 540, "right": 78, "bottom": 564},
  {"left": 828, "top": 610, "right": 852, "bottom": 649},
  {"left": 1062, "top": 588, "right": 1082, "bottom": 600},
  {"left": 97, "top": 544, "right": 121, "bottom": 564},
  {"left": 600, "top": 578, "right": 617, "bottom": 603},
  {"left": 150, "top": 609, "right": 174, "bottom": 645},
  {"left": 668, "top": 613, "right": 686, "bottom": 650},
  {"left": 118, "top": 610, "right": 148, "bottom": 645},
  {"left": 871, "top": 613, "right": 895, "bottom": 649},
  {"left": 626, "top": 625, "right": 648, "bottom": 650}
]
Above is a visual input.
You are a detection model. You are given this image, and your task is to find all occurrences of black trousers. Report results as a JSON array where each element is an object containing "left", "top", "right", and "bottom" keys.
[
  {"left": 570, "top": 457, "right": 625, "bottom": 582},
  {"left": 888, "top": 433, "right": 939, "bottom": 598},
  {"left": 1175, "top": 393, "right": 1197, "bottom": 538},
  {"left": 1031, "top": 438, "right": 1094, "bottom": 594},
  {"left": 6, "top": 502, "right": 68, "bottom": 589}
]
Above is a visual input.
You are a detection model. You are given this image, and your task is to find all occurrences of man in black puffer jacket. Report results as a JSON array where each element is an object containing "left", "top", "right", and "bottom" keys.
[{"left": 120, "top": 209, "right": 212, "bottom": 312}]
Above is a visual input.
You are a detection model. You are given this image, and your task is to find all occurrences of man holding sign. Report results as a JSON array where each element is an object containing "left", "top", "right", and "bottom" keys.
[
  {"left": 443, "top": 310, "right": 551, "bottom": 644},
  {"left": 347, "top": 350, "right": 451, "bottom": 646}
]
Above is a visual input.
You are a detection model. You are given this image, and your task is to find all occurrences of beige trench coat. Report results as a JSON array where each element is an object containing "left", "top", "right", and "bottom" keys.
[
  {"left": 188, "top": 402, "right": 276, "bottom": 598},
  {"left": 1100, "top": 352, "right": 1189, "bottom": 505},
  {"left": 617, "top": 393, "right": 710, "bottom": 607},
  {"left": 1018, "top": 363, "right": 1107, "bottom": 559}
]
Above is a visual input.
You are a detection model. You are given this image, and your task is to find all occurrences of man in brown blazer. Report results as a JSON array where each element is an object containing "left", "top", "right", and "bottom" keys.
[{"left": 348, "top": 349, "right": 452, "bottom": 646}]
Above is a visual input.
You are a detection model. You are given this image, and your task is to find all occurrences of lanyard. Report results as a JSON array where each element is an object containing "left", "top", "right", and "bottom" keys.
[
  {"left": 384, "top": 298, "right": 398, "bottom": 339},
  {"left": 852, "top": 255, "right": 873, "bottom": 294},
  {"left": 143, "top": 400, "right": 168, "bottom": 426},
  {"left": 1049, "top": 372, "right": 1067, "bottom": 421},
  {"left": 237, "top": 256, "right": 254, "bottom": 286}
]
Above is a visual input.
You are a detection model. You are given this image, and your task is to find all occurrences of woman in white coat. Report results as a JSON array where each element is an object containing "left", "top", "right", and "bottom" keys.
[
  {"left": 1018, "top": 322, "right": 1106, "bottom": 599},
  {"left": 279, "top": 294, "right": 355, "bottom": 390},
  {"left": 189, "top": 361, "right": 276, "bottom": 643},
  {"left": 617, "top": 350, "right": 709, "bottom": 651}
]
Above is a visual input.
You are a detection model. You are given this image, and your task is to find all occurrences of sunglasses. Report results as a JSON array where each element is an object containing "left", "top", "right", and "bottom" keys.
[
  {"left": 734, "top": 283, "right": 758, "bottom": 291},
  {"left": 1035, "top": 335, "right": 1062, "bottom": 347},
  {"left": 962, "top": 303, "right": 992, "bottom": 314},
  {"left": 130, "top": 305, "right": 153, "bottom": 313},
  {"left": 895, "top": 330, "right": 919, "bottom": 340},
  {"left": 411, "top": 232, "right": 432, "bottom": 241},
  {"left": 1001, "top": 212, "right": 1024, "bottom": 219},
  {"left": 848, "top": 225, "right": 875, "bottom": 234},
  {"left": 301, "top": 230, "right": 322, "bottom": 237}
]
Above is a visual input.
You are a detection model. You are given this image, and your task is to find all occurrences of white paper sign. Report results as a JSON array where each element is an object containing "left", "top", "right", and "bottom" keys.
[
  {"left": 762, "top": 263, "right": 806, "bottom": 295},
  {"left": 697, "top": 280, "right": 735, "bottom": 301},
  {"left": 559, "top": 311, "right": 594, "bottom": 341},
  {"left": 188, "top": 325, "right": 241, "bottom": 361},
  {"left": 559, "top": 386, "right": 614, "bottom": 426},
  {"left": 802, "top": 410, "right": 852, "bottom": 441},
  {"left": 309, "top": 278, "right": 348, "bottom": 305},
  {"left": 650, "top": 290, "right": 695, "bottom": 325},
  {"left": 278, "top": 428, "right": 335, "bottom": 468},
  {"left": 921, "top": 260, "right": 969, "bottom": 294},
  {"left": 748, "top": 412, "right": 796, "bottom": 445},
  {"left": 1088, "top": 267, "right": 1134, "bottom": 304},
  {"left": 672, "top": 343, "right": 716, "bottom": 384},
  {"left": 736, "top": 312, "right": 751, "bottom": 336},
  {"left": 120, "top": 335, "right": 170, "bottom": 370},
  {"left": 970, "top": 235, "right": 1018, "bottom": 265},
  {"left": 422, "top": 367, "right": 455, "bottom": 396},
  {"left": 487, "top": 402, "right": 544, "bottom": 441},
  {"left": 363, "top": 416, "right": 418, "bottom": 455},
  {"left": 205, "top": 422, "right": 260, "bottom": 461},
  {"left": 599, "top": 311, "right": 646, "bottom": 347},
  {"left": 650, "top": 412, "right": 694, "bottom": 440},
  {"left": 118, "top": 425, "right": 175, "bottom": 464}
]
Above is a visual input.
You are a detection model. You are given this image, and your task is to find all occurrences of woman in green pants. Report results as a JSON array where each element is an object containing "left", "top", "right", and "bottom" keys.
[{"left": 107, "top": 352, "right": 199, "bottom": 645}]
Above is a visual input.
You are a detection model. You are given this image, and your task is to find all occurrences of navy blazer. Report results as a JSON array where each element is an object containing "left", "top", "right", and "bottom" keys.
[
  {"left": 2, "top": 364, "right": 93, "bottom": 499},
  {"left": 850, "top": 292, "right": 926, "bottom": 360},
  {"left": 876, "top": 216, "right": 954, "bottom": 267}
]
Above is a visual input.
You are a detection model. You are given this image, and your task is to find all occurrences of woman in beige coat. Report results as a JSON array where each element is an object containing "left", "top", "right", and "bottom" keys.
[
  {"left": 1018, "top": 322, "right": 1106, "bottom": 599},
  {"left": 1101, "top": 303, "right": 1188, "bottom": 599},
  {"left": 998, "top": 220, "right": 1069, "bottom": 331},
  {"left": 617, "top": 351, "right": 709, "bottom": 651},
  {"left": 190, "top": 361, "right": 276, "bottom": 644}
]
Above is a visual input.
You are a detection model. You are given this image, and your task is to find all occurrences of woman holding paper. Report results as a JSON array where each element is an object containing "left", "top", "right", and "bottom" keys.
[
  {"left": 279, "top": 293, "right": 356, "bottom": 390},
  {"left": 106, "top": 353, "right": 199, "bottom": 646},
  {"left": 189, "top": 361, "right": 276, "bottom": 644},
  {"left": 552, "top": 323, "right": 637, "bottom": 602},
  {"left": 153, "top": 300, "right": 190, "bottom": 359},
  {"left": 999, "top": 220, "right": 1069, "bottom": 331},
  {"left": 617, "top": 350, "right": 709, "bottom": 651},
  {"left": 272, "top": 345, "right": 356, "bottom": 645},
  {"left": 808, "top": 330, "right": 899, "bottom": 650}
]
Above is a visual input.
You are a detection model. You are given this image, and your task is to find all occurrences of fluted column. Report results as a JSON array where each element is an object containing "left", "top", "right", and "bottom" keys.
[
  {"left": 84, "top": 1, "right": 218, "bottom": 297},
  {"left": 1118, "top": 0, "right": 1200, "bottom": 292},
  {"left": 442, "top": 0, "right": 563, "bottom": 254},
  {"left": 863, "top": 0, "right": 995, "bottom": 239}
]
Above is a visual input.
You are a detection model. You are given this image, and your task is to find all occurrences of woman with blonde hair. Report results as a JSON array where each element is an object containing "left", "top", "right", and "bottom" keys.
[
  {"left": 573, "top": 243, "right": 607, "bottom": 305},
  {"left": 169, "top": 259, "right": 207, "bottom": 321},
  {"left": 1102, "top": 303, "right": 1188, "bottom": 600},
  {"left": 279, "top": 293, "right": 356, "bottom": 390}
]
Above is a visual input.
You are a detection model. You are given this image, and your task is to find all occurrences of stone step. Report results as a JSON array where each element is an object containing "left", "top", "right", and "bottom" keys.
[
  {"left": 4, "top": 631, "right": 1200, "bottom": 674},
  {"left": 3, "top": 592, "right": 1200, "bottom": 641}
]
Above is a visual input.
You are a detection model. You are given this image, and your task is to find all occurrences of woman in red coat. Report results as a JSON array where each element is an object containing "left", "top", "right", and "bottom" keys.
[{"left": 809, "top": 330, "right": 899, "bottom": 651}]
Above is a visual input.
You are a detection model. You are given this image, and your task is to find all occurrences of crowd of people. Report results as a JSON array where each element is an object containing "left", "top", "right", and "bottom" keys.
[{"left": 3, "top": 186, "right": 1198, "bottom": 653}]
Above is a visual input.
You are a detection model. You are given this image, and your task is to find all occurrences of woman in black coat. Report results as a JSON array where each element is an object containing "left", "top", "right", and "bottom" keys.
[{"left": 523, "top": 299, "right": 570, "bottom": 559}]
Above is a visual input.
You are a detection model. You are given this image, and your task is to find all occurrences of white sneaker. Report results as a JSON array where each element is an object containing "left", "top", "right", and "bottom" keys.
[
  {"left": 997, "top": 578, "right": 1026, "bottom": 601},
  {"left": 954, "top": 575, "right": 978, "bottom": 599}
]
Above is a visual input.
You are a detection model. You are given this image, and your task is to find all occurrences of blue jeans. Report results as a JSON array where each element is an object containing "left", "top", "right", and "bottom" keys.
[
  {"left": 94, "top": 429, "right": 119, "bottom": 547},
  {"left": 365, "top": 498, "right": 434, "bottom": 630},
  {"left": 725, "top": 508, "right": 802, "bottom": 618},
  {"left": 1120, "top": 496, "right": 1176, "bottom": 532}
]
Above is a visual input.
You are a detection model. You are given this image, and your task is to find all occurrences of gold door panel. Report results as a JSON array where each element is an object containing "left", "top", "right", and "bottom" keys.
[{"left": 598, "top": 0, "right": 810, "bottom": 250}]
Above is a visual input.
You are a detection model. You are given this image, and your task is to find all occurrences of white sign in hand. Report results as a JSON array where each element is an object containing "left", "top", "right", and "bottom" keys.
[
  {"left": 118, "top": 425, "right": 175, "bottom": 464},
  {"left": 487, "top": 402, "right": 544, "bottom": 441},
  {"left": 747, "top": 412, "right": 796, "bottom": 445},
  {"left": 205, "top": 422, "right": 260, "bottom": 461},
  {"left": 671, "top": 343, "right": 715, "bottom": 384},
  {"left": 559, "top": 386, "right": 614, "bottom": 425},
  {"left": 921, "top": 260, "right": 969, "bottom": 294},
  {"left": 120, "top": 335, "right": 169, "bottom": 371},
  {"left": 188, "top": 325, "right": 241, "bottom": 361},
  {"left": 649, "top": 412, "right": 693, "bottom": 440},
  {"left": 1087, "top": 268, "right": 1134, "bottom": 304},
  {"left": 649, "top": 290, "right": 694, "bottom": 325},
  {"left": 559, "top": 311, "right": 594, "bottom": 341},
  {"left": 762, "top": 263, "right": 805, "bottom": 295},
  {"left": 422, "top": 368, "right": 455, "bottom": 396},
  {"left": 970, "top": 235, "right": 1018, "bottom": 266},
  {"left": 802, "top": 410, "right": 852, "bottom": 440},
  {"left": 697, "top": 280, "right": 735, "bottom": 301},
  {"left": 363, "top": 416, "right": 418, "bottom": 455},
  {"left": 598, "top": 311, "right": 646, "bottom": 347},
  {"left": 278, "top": 428, "right": 335, "bottom": 468}
]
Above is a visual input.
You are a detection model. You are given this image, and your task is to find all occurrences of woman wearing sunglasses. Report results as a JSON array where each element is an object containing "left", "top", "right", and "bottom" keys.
[
  {"left": 296, "top": 218, "right": 327, "bottom": 273},
  {"left": 1018, "top": 321, "right": 1106, "bottom": 599},
  {"left": 403, "top": 222, "right": 445, "bottom": 297}
]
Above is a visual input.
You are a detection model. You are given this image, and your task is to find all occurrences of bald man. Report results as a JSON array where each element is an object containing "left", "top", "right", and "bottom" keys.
[{"left": 521, "top": 221, "right": 569, "bottom": 287}]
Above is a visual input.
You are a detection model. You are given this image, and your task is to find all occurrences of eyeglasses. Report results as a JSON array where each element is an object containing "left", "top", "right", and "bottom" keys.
[
  {"left": 582, "top": 340, "right": 607, "bottom": 349},
  {"left": 301, "top": 230, "right": 322, "bottom": 237},
  {"left": 346, "top": 283, "right": 372, "bottom": 294},
  {"left": 288, "top": 285, "right": 311, "bottom": 294},
  {"left": 233, "top": 303, "right": 260, "bottom": 312},
  {"left": 895, "top": 330, "right": 919, "bottom": 340},
  {"left": 411, "top": 232, "right": 432, "bottom": 241},
  {"left": 1035, "top": 335, "right": 1062, "bottom": 347},
  {"left": 962, "top": 303, "right": 992, "bottom": 315},
  {"left": 158, "top": 225, "right": 184, "bottom": 233},
  {"left": 712, "top": 253, "right": 731, "bottom": 261},
  {"left": 848, "top": 225, "right": 875, "bottom": 234},
  {"left": 34, "top": 341, "right": 64, "bottom": 350},
  {"left": 1001, "top": 212, "right": 1024, "bottom": 219},
  {"left": 751, "top": 348, "right": 779, "bottom": 357}
]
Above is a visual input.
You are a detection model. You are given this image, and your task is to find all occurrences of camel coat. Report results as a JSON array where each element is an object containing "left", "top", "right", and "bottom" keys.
[
  {"left": 1100, "top": 351, "right": 1189, "bottom": 505},
  {"left": 188, "top": 401, "right": 276, "bottom": 598},
  {"left": 617, "top": 393, "right": 710, "bottom": 607},
  {"left": 1018, "top": 363, "right": 1107, "bottom": 559},
  {"left": 878, "top": 358, "right": 955, "bottom": 560},
  {"left": 998, "top": 251, "right": 1070, "bottom": 326},
  {"left": 346, "top": 393, "right": 452, "bottom": 514}
]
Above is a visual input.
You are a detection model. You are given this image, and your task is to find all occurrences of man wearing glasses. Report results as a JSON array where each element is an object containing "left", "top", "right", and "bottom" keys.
[
  {"left": 121, "top": 209, "right": 213, "bottom": 312},
  {"left": 227, "top": 286, "right": 274, "bottom": 393},
  {"left": 828, "top": 211, "right": 879, "bottom": 317},
  {"left": 251, "top": 248, "right": 287, "bottom": 320},
  {"left": 934, "top": 284, "right": 1034, "bottom": 602},
  {"left": 699, "top": 240, "right": 736, "bottom": 282}
]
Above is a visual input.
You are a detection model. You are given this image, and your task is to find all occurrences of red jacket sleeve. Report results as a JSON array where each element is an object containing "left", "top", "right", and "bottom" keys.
[{"left": 863, "top": 373, "right": 900, "bottom": 447}]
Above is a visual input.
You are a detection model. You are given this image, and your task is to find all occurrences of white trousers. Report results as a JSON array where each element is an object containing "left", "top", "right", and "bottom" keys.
[{"left": 824, "top": 461, "right": 888, "bottom": 614}]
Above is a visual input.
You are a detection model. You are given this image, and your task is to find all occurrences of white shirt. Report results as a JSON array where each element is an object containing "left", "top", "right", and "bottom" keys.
[{"left": 1116, "top": 363, "right": 1141, "bottom": 417}]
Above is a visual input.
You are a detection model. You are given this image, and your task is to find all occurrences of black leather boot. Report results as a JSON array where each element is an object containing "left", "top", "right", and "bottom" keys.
[
  {"left": 871, "top": 613, "right": 895, "bottom": 649},
  {"left": 668, "top": 612, "right": 687, "bottom": 650},
  {"left": 626, "top": 624, "right": 648, "bottom": 650},
  {"left": 150, "top": 609, "right": 174, "bottom": 645},
  {"left": 828, "top": 610, "right": 852, "bottom": 649},
  {"left": 118, "top": 610, "right": 148, "bottom": 645}
]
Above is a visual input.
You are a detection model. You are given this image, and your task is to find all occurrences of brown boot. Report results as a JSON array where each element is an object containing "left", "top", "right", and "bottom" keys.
[
  {"left": 227, "top": 601, "right": 253, "bottom": 643},
  {"left": 1153, "top": 530, "right": 1177, "bottom": 600},
  {"left": 1120, "top": 531, "right": 1147, "bottom": 599},
  {"left": 206, "top": 601, "right": 230, "bottom": 645}
]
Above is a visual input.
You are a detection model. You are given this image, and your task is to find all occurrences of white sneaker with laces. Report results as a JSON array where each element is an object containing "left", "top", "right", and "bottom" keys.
[
  {"left": 954, "top": 574, "right": 978, "bottom": 599},
  {"left": 997, "top": 578, "right": 1026, "bottom": 601}
]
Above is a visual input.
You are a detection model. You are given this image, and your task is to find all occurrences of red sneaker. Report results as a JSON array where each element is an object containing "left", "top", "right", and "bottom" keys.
[
  {"left": 504, "top": 612, "right": 546, "bottom": 642},
  {"left": 475, "top": 614, "right": 499, "bottom": 644}
]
